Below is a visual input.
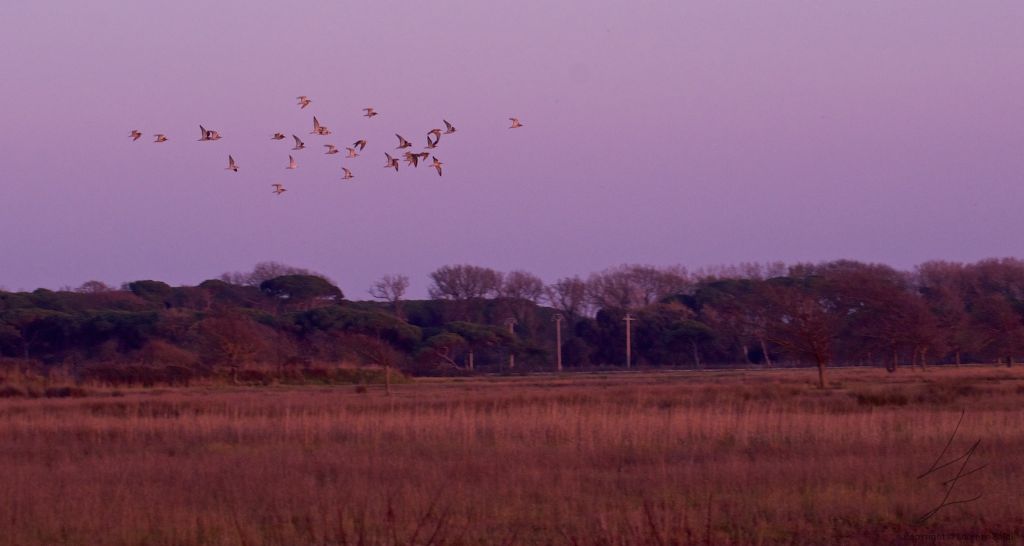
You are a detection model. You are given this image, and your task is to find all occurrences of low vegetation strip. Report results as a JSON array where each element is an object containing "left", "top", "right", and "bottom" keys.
[
  {"left": 0, "top": 367, "right": 1021, "bottom": 545},
  {"left": 6, "top": 259, "right": 1024, "bottom": 392}
]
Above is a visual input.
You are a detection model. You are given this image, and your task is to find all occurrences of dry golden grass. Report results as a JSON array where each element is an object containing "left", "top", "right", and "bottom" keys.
[{"left": 0, "top": 366, "right": 1022, "bottom": 545}]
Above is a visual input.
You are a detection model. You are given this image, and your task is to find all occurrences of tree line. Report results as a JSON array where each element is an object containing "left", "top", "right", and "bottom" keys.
[{"left": 2, "top": 259, "right": 1023, "bottom": 387}]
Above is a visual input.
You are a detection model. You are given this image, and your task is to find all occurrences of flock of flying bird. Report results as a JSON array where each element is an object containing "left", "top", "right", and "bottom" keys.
[{"left": 129, "top": 96, "right": 525, "bottom": 195}]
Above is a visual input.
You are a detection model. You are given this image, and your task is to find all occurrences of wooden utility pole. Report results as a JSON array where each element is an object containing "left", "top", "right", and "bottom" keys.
[
  {"left": 504, "top": 317, "right": 517, "bottom": 369},
  {"left": 552, "top": 313, "right": 564, "bottom": 372},
  {"left": 623, "top": 313, "right": 636, "bottom": 369}
]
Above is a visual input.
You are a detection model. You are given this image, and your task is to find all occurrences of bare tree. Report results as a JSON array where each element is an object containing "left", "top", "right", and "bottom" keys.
[
  {"left": 827, "top": 262, "right": 941, "bottom": 372},
  {"left": 545, "top": 276, "right": 591, "bottom": 321},
  {"left": 963, "top": 258, "right": 1024, "bottom": 366},
  {"left": 220, "top": 261, "right": 330, "bottom": 287},
  {"left": 427, "top": 265, "right": 503, "bottom": 300},
  {"left": 586, "top": 264, "right": 690, "bottom": 310},
  {"left": 493, "top": 270, "right": 546, "bottom": 332},
  {"left": 586, "top": 266, "right": 635, "bottom": 310},
  {"left": 349, "top": 334, "right": 403, "bottom": 395},
  {"left": 915, "top": 261, "right": 972, "bottom": 365},
  {"left": 369, "top": 274, "right": 410, "bottom": 319},
  {"left": 499, "top": 270, "right": 545, "bottom": 302},
  {"left": 761, "top": 274, "right": 844, "bottom": 389}
]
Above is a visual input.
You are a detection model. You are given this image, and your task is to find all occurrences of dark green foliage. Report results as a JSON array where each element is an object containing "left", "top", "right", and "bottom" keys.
[
  {"left": 421, "top": 332, "right": 468, "bottom": 353},
  {"left": 562, "top": 336, "right": 593, "bottom": 367},
  {"left": 78, "top": 311, "right": 160, "bottom": 352},
  {"left": 260, "top": 275, "right": 343, "bottom": 305},
  {"left": 127, "top": 280, "right": 173, "bottom": 304},
  {"left": 198, "top": 279, "right": 265, "bottom": 308},
  {"left": 1, "top": 258, "right": 1023, "bottom": 384},
  {"left": 444, "top": 321, "right": 513, "bottom": 348},
  {"left": 293, "top": 306, "right": 421, "bottom": 350}
]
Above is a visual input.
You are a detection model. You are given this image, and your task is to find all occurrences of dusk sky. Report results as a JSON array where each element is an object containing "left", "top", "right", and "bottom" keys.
[{"left": 1, "top": 2, "right": 1022, "bottom": 297}]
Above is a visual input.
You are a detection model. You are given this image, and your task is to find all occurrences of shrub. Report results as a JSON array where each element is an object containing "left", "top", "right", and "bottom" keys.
[
  {"left": 0, "top": 384, "right": 26, "bottom": 398},
  {"left": 44, "top": 386, "right": 88, "bottom": 398}
]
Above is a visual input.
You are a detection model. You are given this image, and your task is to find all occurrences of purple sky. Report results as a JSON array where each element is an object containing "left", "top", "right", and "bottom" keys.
[{"left": 1, "top": 2, "right": 1022, "bottom": 298}]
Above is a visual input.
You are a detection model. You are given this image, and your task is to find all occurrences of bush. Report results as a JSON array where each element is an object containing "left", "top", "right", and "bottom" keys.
[
  {"left": 81, "top": 364, "right": 195, "bottom": 387},
  {"left": 44, "top": 386, "right": 88, "bottom": 398},
  {"left": 0, "top": 384, "right": 26, "bottom": 398},
  {"left": 852, "top": 389, "right": 909, "bottom": 407}
]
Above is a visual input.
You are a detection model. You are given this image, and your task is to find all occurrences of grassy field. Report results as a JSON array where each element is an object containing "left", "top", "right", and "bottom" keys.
[{"left": 1, "top": 366, "right": 1022, "bottom": 545}]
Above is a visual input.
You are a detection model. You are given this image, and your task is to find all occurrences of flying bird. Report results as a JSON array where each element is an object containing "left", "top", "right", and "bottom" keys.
[
  {"left": 271, "top": 132, "right": 285, "bottom": 140},
  {"left": 226, "top": 155, "right": 239, "bottom": 172},
  {"left": 403, "top": 151, "right": 419, "bottom": 167},
  {"left": 129, "top": 130, "right": 142, "bottom": 141},
  {"left": 345, "top": 147, "right": 359, "bottom": 158},
  {"left": 395, "top": 134, "right": 412, "bottom": 149},
  {"left": 352, "top": 139, "right": 367, "bottom": 151},
  {"left": 509, "top": 117, "right": 523, "bottom": 129},
  {"left": 272, "top": 183, "right": 287, "bottom": 194},
  {"left": 341, "top": 167, "right": 354, "bottom": 180},
  {"left": 443, "top": 120, "right": 456, "bottom": 134},
  {"left": 431, "top": 156, "right": 443, "bottom": 176},
  {"left": 425, "top": 136, "right": 438, "bottom": 149},
  {"left": 384, "top": 152, "right": 399, "bottom": 172},
  {"left": 286, "top": 155, "right": 297, "bottom": 169},
  {"left": 292, "top": 135, "right": 305, "bottom": 150},
  {"left": 324, "top": 144, "right": 339, "bottom": 154},
  {"left": 297, "top": 96, "right": 312, "bottom": 109},
  {"left": 426, "top": 128, "right": 442, "bottom": 148},
  {"left": 363, "top": 107, "right": 378, "bottom": 118},
  {"left": 311, "top": 116, "right": 331, "bottom": 135},
  {"left": 153, "top": 134, "right": 168, "bottom": 143},
  {"left": 198, "top": 125, "right": 222, "bottom": 141}
]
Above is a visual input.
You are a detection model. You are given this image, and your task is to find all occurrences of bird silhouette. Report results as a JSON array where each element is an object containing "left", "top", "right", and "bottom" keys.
[
  {"left": 272, "top": 183, "right": 287, "bottom": 194},
  {"left": 129, "top": 130, "right": 142, "bottom": 141},
  {"left": 198, "top": 125, "right": 222, "bottom": 141},
  {"left": 297, "top": 96, "right": 312, "bottom": 109},
  {"left": 292, "top": 135, "right": 306, "bottom": 150},
  {"left": 363, "top": 107, "right": 378, "bottom": 118},
  {"left": 443, "top": 120, "right": 456, "bottom": 134},
  {"left": 226, "top": 155, "right": 239, "bottom": 172},
  {"left": 431, "top": 156, "right": 443, "bottom": 176},
  {"left": 426, "top": 129, "right": 441, "bottom": 148},
  {"left": 311, "top": 116, "right": 331, "bottom": 136}
]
